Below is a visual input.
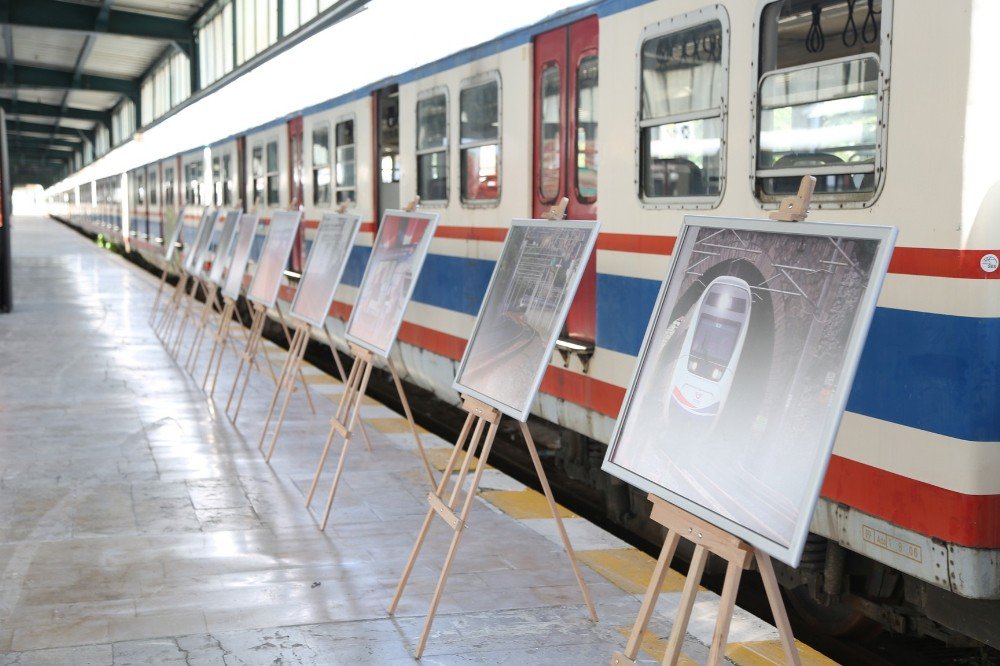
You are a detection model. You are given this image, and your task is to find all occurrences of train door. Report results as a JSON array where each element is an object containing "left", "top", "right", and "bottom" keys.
[
  {"left": 235, "top": 135, "right": 246, "bottom": 211},
  {"left": 288, "top": 115, "right": 305, "bottom": 271},
  {"left": 374, "top": 84, "right": 400, "bottom": 221},
  {"left": 532, "top": 16, "right": 599, "bottom": 343}
]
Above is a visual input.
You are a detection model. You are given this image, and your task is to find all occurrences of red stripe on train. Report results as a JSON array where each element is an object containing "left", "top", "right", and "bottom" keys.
[{"left": 821, "top": 456, "right": 1000, "bottom": 548}]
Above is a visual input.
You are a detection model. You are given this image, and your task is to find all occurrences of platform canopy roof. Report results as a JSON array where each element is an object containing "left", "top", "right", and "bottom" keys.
[{"left": 0, "top": 0, "right": 213, "bottom": 186}]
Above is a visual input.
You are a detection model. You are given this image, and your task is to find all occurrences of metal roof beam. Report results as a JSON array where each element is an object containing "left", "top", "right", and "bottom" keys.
[
  {"left": 0, "top": 0, "right": 193, "bottom": 45},
  {"left": 0, "top": 99, "right": 108, "bottom": 123},
  {"left": 8, "top": 135, "right": 80, "bottom": 149},
  {"left": 8, "top": 63, "right": 138, "bottom": 96},
  {"left": 4, "top": 119, "right": 88, "bottom": 139}
]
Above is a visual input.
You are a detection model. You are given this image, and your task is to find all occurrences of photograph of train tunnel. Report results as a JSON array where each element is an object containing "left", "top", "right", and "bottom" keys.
[
  {"left": 346, "top": 210, "right": 438, "bottom": 356},
  {"left": 605, "top": 217, "right": 894, "bottom": 563},
  {"left": 455, "top": 220, "right": 598, "bottom": 421}
]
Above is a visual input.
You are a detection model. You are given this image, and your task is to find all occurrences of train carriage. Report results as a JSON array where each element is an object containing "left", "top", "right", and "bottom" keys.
[{"left": 46, "top": 0, "right": 999, "bottom": 647}]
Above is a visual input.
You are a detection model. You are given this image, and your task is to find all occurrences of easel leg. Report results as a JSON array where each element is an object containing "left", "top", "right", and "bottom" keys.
[
  {"left": 707, "top": 560, "right": 744, "bottom": 665},
  {"left": 388, "top": 412, "right": 476, "bottom": 616},
  {"left": 617, "top": 530, "right": 681, "bottom": 663},
  {"left": 663, "top": 545, "right": 709, "bottom": 666},
  {"left": 305, "top": 354, "right": 364, "bottom": 506},
  {"left": 322, "top": 328, "right": 375, "bottom": 453},
  {"left": 756, "top": 549, "right": 801, "bottom": 666},
  {"left": 257, "top": 326, "right": 306, "bottom": 453},
  {"left": 275, "top": 306, "right": 315, "bottom": 414},
  {"left": 414, "top": 420, "right": 500, "bottom": 658},
  {"left": 149, "top": 266, "right": 169, "bottom": 324},
  {"left": 318, "top": 361, "right": 375, "bottom": 530},
  {"left": 387, "top": 357, "right": 436, "bottom": 487},
  {"left": 227, "top": 304, "right": 266, "bottom": 420},
  {"left": 518, "top": 421, "right": 596, "bottom": 621},
  {"left": 263, "top": 326, "right": 311, "bottom": 462},
  {"left": 203, "top": 299, "right": 234, "bottom": 392}
]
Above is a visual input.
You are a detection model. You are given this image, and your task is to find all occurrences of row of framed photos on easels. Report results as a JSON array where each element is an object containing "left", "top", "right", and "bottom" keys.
[{"left": 147, "top": 176, "right": 897, "bottom": 664}]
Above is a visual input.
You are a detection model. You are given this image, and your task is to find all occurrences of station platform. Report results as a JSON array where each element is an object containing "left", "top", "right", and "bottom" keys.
[{"left": 0, "top": 215, "right": 836, "bottom": 665}]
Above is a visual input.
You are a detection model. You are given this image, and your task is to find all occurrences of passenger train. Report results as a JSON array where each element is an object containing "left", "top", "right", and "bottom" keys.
[{"left": 45, "top": 0, "right": 999, "bottom": 648}]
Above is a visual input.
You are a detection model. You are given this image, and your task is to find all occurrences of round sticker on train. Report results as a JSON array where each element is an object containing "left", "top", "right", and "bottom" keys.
[{"left": 981, "top": 254, "right": 998, "bottom": 273}]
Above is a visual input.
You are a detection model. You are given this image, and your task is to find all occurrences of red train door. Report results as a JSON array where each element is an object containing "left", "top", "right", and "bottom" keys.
[
  {"left": 533, "top": 16, "right": 599, "bottom": 343},
  {"left": 288, "top": 115, "right": 304, "bottom": 271}
]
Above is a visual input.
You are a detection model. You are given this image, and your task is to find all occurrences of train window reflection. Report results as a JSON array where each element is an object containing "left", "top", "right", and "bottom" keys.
[
  {"left": 639, "top": 18, "right": 726, "bottom": 202},
  {"left": 312, "top": 124, "right": 331, "bottom": 206},
  {"left": 335, "top": 119, "right": 356, "bottom": 205},
  {"left": 538, "top": 64, "right": 561, "bottom": 203},
  {"left": 460, "top": 77, "right": 500, "bottom": 203},
  {"left": 576, "top": 55, "right": 598, "bottom": 203},
  {"left": 755, "top": 0, "right": 886, "bottom": 201},
  {"left": 416, "top": 91, "right": 448, "bottom": 203}
]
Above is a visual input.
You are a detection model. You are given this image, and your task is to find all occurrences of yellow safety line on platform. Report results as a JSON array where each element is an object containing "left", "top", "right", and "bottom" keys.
[
  {"left": 577, "top": 548, "right": 687, "bottom": 595},
  {"left": 369, "top": 417, "right": 429, "bottom": 434},
  {"left": 480, "top": 489, "right": 576, "bottom": 519}
]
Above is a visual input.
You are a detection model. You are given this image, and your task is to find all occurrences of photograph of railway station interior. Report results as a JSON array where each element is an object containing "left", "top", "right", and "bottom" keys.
[
  {"left": 608, "top": 224, "right": 882, "bottom": 550},
  {"left": 1, "top": 0, "right": 998, "bottom": 663},
  {"left": 456, "top": 222, "right": 595, "bottom": 419}
]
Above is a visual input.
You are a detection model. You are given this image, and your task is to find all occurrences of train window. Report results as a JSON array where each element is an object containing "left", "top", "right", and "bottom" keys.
[
  {"left": 460, "top": 75, "right": 500, "bottom": 204},
  {"left": 184, "top": 160, "right": 203, "bottom": 205},
  {"left": 334, "top": 118, "right": 356, "bottom": 205},
  {"left": 222, "top": 154, "right": 233, "bottom": 206},
  {"left": 212, "top": 157, "right": 223, "bottom": 206},
  {"left": 575, "top": 56, "right": 598, "bottom": 203},
  {"left": 538, "top": 64, "right": 561, "bottom": 203},
  {"left": 639, "top": 10, "right": 728, "bottom": 205},
  {"left": 148, "top": 171, "right": 158, "bottom": 206},
  {"left": 416, "top": 89, "right": 448, "bottom": 203},
  {"left": 755, "top": 0, "right": 887, "bottom": 204},
  {"left": 136, "top": 171, "right": 145, "bottom": 206},
  {"left": 164, "top": 167, "right": 175, "bottom": 207},
  {"left": 312, "top": 124, "right": 331, "bottom": 206},
  {"left": 266, "top": 140, "right": 279, "bottom": 206},
  {"left": 252, "top": 145, "right": 264, "bottom": 205}
]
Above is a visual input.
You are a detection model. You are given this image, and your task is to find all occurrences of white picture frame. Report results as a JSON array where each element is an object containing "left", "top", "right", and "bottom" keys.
[
  {"left": 453, "top": 218, "right": 601, "bottom": 422},
  {"left": 601, "top": 215, "right": 896, "bottom": 567},
  {"left": 246, "top": 210, "right": 303, "bottom": 309},
  {"left": 221, "top": 213, "right": 259, "bottom": 302},
  {"left": 208, "top": 209, "right": 242, "bottom": 286},
  {"left": 344, "top": 209, "right": 439, "bottom": 358},
  {"left": 290, "top": 212, "right": 362, "bottom": 328}
]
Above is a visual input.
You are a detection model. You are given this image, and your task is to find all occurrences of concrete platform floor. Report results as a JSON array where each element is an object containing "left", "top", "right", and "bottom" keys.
[{"left": 0, "top": 216, "right": 836, "bottom": 665}]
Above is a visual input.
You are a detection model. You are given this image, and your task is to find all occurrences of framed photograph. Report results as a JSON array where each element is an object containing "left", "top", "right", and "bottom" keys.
[
  {"left": 246, "top": 210, "right": 303, "bottom": 308},
  {"left": 208, "top": 209, "right": 242, "bottom": 286},
  {"left": 454, "top": 219, "right": 600, "bottom": 422},
  {"left": 345, "top": 209, "right": 439, "bottom": 358},
  {"left": 601, "top": 215, "right": 896, "bottom": 567},
  {"left": 290, "top": 212, "right": 362, "bottom": 328},
  {"left": 182, "top": 209, "right": 218, "bottom": 275},
  {"left": 221, "top": 214, "right": 259, "bottom": 302},
  {"left": 162, "top": 205, "right": 186, "bottom": 263}
]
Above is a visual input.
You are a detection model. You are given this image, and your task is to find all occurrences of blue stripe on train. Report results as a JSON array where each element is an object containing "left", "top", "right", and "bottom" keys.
[{"left": 335, "top": 249, "right": 999, "bottom": 443}]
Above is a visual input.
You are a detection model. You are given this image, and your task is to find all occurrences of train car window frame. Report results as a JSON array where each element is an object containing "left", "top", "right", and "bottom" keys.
[
  {"left": 635, "top": 6, "right": 730, "bottom": 209},
  {"left": 751, "top": 0, "right": 892, "bottom": 209},
  {"left": 334, "top": 114, "right": 356, "bottom": 207},
  {"left": 312, "top": 122, "right": 332, "bottom": 207},
  {"left": 265, "top": 140, "right": 280, "bottom": 207},
  {"left": 252, "top": 144, "right": 265, "bottom": 206},
  {"left": 416, "top": 86, "right": 450, "bottom": 206},
  {"left": 575, "top": 54, "right": 598, "bottom": 204},
  {"left": 459, "top": 71, "right": 501, "bottom": 208},
  {"left": 184, "top": 158, "right": 203, "bottom": 205},
  {"left": 164, "top": 166, "right": 175, "bottom": 207},
  {"left": 538, "top": 62, "right": 561, "bottom": 205},
  {"left": 148, "top": 168, "right": 158, "bottom": 207}
]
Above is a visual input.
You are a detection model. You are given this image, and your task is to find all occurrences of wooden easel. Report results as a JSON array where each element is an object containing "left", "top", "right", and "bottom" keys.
[
  {"left": 303, "top": 339, "right": 434, "bottom": 527},
  {"left": 613, "top": 177, "right": 817, "bottom": 666},
  {"left": 184, "top": 279, "right": 224, "bottom": 372},
  {"left": 612, "top": 496, "right": 800, "bottom": 666},
  {"left": 386, "top": 197, "right": 596, "bottom": 658},
  {"left": 387, "top": 396, "right": 597, "bottom": 658},
  {"left": 257, "top": 320, "right": 372, "bottom": 461},
  {"left": 168, "top": 270, "right": 208, "bottom": 359},
  {"left": 153, "top": 269, "right": 189, "bottom": 341},
  {"left": 225, "top": 301, "right": 280, "bottom": 420},
  {"left": 304, "top": 196, "right": 437, "bottom": 526},
  {"left": 203, "top": 295, "right": 240, "bottom": 397},
  {"left": 148, "top": 208, "right": 186, "bottom": 326}
]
